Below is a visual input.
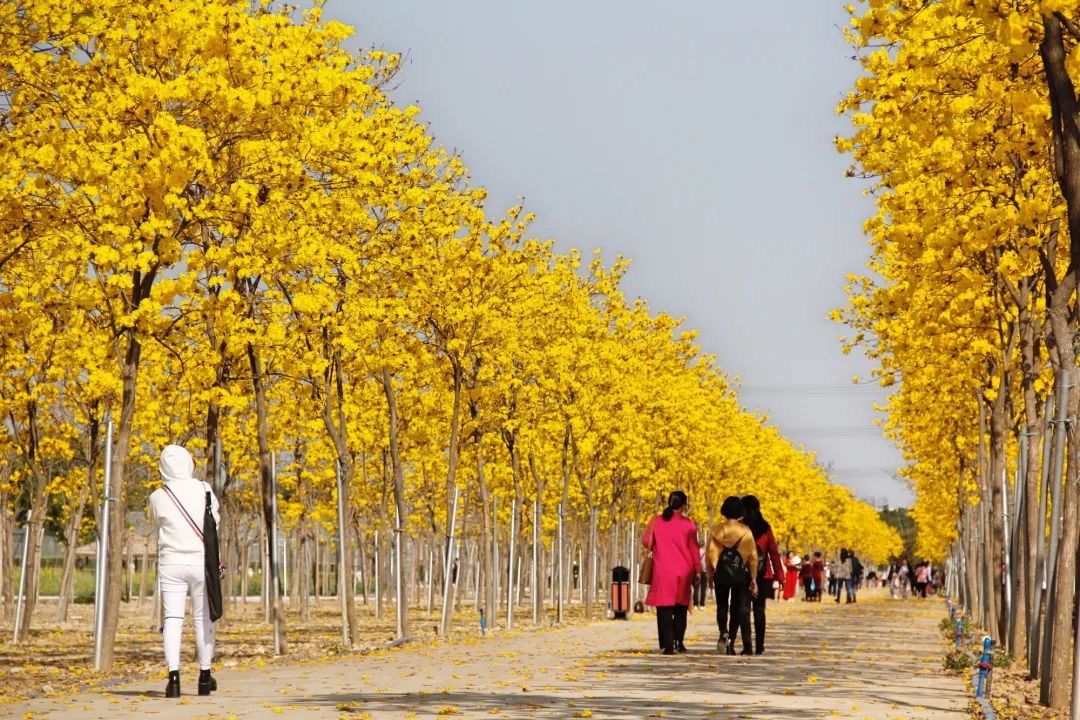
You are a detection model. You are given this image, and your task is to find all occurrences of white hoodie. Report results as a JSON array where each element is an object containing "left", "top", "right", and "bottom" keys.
[{"left": 149, "top": 445, "right": 221, "bottom": 566}]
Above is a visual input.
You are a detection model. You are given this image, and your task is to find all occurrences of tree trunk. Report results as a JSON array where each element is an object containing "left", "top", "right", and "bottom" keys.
[
  {"left": 442, "top": 364, "right": 465, "bottom": 628},
  {"left": 1027, "top": 398, "right": 1053, "bottom": 678},
  {"left": 289, "top": 529, "right": 301, "bottom": 607},
  {"left": 988, "top": 366, "right": 1011, "bottom": 642},
  {"left": 558, "top": 423, "right": 572, "bottom": 622},
  {"left": 247, "top": 341, "right": 287, "bottom": 654},
  {"left": 1044, "top": 364, "right": 1080, "bottom": 708},
  {"left": 381, "top": 368, "right": 410, "bottom": 639},
  {"left": 426, "top": 533, "right": 435, "bottom": 613},
  {"left": 99, "top": 322, "right": 143, "bottom": 670},
  {"left": 964, "top": 504, "right": 980, "bottom": 622},
  {"left": 320, "top": 353, "right": 358, "bottom": 644},
  {"left": 374, "top": 528, "right": 382, "bottom": 620},
  {"left": 528, "top": 453, "right": 545, "bottom": 624},
  {"left": 976, "top": 398, "right": 998, "bottom": 633},
  {"left": 0, "top": 487, "right": 12, "bottom": 621},
  {"left": 473, "top": 431, "right": 495, "bottom": 629},
  {"left": 1014, "top": 304, "right": 1042, "bottom": 656},
  {"left": 585, "top": 507, "right": 597, "bottom": 619},
  {"left": 357, "top": 534, "right": 367, "bottom": 606},
  {"left": 16, "top": 485, "right": 48, "bottom": 643},
  {"left": 57, "top": 477, "right": 92, "bottom": 622},
  {"left": 124, "top": 528, "right": 134, "bottom": 602},
  {"left": 259, "top": 520, "right": 269, "bottom": 621},
  {"left": 137, "top": 531, "right": 150, "bottom": 607},
  {"left": 221, "top": 515, "right": 235, "bottom": 609},
  {"left": 299, "top": 529, "right": 311, "bottom": 622}
]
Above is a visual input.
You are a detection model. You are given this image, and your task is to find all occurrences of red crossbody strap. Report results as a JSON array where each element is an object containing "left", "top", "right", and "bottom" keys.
[{"left": 162, "top": 485, "right": 204, "bottom": 543}]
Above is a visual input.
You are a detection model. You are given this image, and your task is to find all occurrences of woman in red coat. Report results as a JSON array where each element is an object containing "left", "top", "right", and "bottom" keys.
[
  {"left": 783, "top": 552, "right": 800, "bottom": 601},
  {"left": 643, "top": 491, "right": 702, "bottom": 654},
  {"left": 740, "top": 495, "right": 784, "bottom": 655}
]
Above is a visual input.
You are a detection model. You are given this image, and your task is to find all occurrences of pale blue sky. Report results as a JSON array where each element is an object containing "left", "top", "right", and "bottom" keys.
[{"left": 331, "top": 0, "right": 911, "bottom": 507}]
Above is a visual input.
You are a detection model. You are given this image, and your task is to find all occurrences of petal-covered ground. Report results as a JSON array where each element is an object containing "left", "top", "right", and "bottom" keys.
[{"left": 8, "top": 592, "right": 965, "bottom": 719}]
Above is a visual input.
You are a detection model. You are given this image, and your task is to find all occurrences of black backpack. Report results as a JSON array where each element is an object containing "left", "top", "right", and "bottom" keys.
[{"left": 716, "top": 544, "right": 747, "bottom": 586}]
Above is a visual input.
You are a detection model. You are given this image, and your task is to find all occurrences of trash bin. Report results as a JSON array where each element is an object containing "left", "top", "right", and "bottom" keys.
[{"left": 611, "top": 566, "right": 630, "bottom": 619}]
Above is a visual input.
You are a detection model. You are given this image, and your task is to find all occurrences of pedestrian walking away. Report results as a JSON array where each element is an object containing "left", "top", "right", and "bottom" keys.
[
  {"left": 799, "top": 554, "right": 815, "bottom": 600},
  {"left": 914, "top": 561, "right": 929, "bottom": 598},
  {"left": 705, "top": 496, "right": 758, "bottom": 656},
  {"left": 835, "top": 548, "right": 853, "bottom": 604},
  {"left": 898, "top": 559, "right": 911, "bottom": 599},
  {"left": 812, "top": 552, "right": 825, "bottom": 601},
  {"left": 149, "top": 445, "right": 222, "bottom": 699},
  {"left": 849, "top": 551, "right": 863, "bottom": 602},
  {"left": 692, "top": 538, "right": 709, "bottom": 609},
  {"left": 741, "top": 495, "right": 784, "bottom": 654},
  {"left": 642, "top": 491, "right": 702, "bottom": 655}
]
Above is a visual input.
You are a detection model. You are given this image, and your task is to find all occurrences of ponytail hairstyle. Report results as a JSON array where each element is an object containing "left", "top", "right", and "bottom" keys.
[{"left": 662, "top": 490, "right": 688, "bottom": 521}]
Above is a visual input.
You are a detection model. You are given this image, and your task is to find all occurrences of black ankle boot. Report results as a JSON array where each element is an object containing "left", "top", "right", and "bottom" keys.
[
  {"left": 725, "top": 641, "right": 736, "bottom": 656},
  {"left": 198, "top": 668, "right": 214, "bottom": 696},
  {"left": 165, "top": 671, "right": 180, "bottom": 698}
]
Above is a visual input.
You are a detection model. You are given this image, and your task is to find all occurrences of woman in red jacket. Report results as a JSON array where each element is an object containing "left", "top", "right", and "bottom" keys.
[{"left": 740, "top": 495, "right": 784, "bottom": 655}]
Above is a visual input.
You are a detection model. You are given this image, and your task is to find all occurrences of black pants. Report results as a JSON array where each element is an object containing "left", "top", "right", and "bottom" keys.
[
  {"left": 693, "top": 574, "right": 708, "bottom": 607},
  {"left": 750, "top": 584, "right": 768, "bottom": 652},
  {"left": 655, "top": 604, "right": 688, "bottom": 651},
  {"left": 713, "top": 576, "right": 751, "bottom": 650}
]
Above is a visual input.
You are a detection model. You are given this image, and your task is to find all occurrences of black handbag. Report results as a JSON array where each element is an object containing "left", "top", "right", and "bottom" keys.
[{"left": 203, "top": 488, "right": 223, "bottom": 622}]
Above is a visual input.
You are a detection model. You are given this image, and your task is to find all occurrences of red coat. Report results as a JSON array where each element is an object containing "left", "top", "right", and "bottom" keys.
[
  {"left": 642, "top": 513, "right": 701, "bottom": 607},
  {"left": 783, "top": 559, "right": 800, "bottom": 600},
  {"left": 754, "top": 527, "right": 784, "bottom": 580}
]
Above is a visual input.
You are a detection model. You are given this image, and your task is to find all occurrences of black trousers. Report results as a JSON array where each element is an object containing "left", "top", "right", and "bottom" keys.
[
  {"left": 750, "top": 583, "right": 768, "bottom": 652},
  {"left": 693, "top": 574, "right": 708, "bottom": 607},
  {"left": 713, "top": 576, "right": 751, "bottom": 650},
  {"left": 655, "top": 604, "right": 688, "bottom": 651}
]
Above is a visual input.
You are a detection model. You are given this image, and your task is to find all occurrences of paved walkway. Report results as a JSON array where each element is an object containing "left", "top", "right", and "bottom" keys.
[{"left": 10, "top": 593, "right": 966, "bottom": 719}]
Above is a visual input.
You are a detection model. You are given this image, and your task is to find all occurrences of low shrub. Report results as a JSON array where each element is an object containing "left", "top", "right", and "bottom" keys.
[
  {"left": 944, "top": 650, "right": 974, "bottom": 673},
  {"left": 991, "top": 650, "right": 1013, "bottom": 668}
]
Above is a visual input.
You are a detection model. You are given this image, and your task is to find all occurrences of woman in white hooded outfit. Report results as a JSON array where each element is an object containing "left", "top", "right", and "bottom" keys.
[{"left": 149, "top": 444, "right": 221, "bottom": 698}]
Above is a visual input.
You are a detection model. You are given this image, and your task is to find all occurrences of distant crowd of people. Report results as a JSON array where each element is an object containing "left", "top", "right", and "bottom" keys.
[{"left": 878, "top": 559, "right": 939, "bottom": 599}]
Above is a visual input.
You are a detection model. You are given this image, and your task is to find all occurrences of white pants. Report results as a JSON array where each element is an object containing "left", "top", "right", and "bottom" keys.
[{"left": 160, "top": 564, "right": 215, "bottom": 671}]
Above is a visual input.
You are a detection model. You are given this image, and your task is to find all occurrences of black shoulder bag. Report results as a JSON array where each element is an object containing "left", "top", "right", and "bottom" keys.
[
  {"left": 202, "top": 487, "right": 224, "bottom": 622},
  {"left": 162, "top": 484, "right": 224, "bottom": 622}
]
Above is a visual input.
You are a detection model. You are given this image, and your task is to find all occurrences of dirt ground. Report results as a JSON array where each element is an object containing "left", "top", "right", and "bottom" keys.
[
  {"left": 0, "top": 596, "right": 579, "bottom": 701},
  {"left": 5, "top": 590, "right": 966, "bottom": 719},
  {"left": 980, "top": 658, "right": 1067, "bottom": 720}
]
